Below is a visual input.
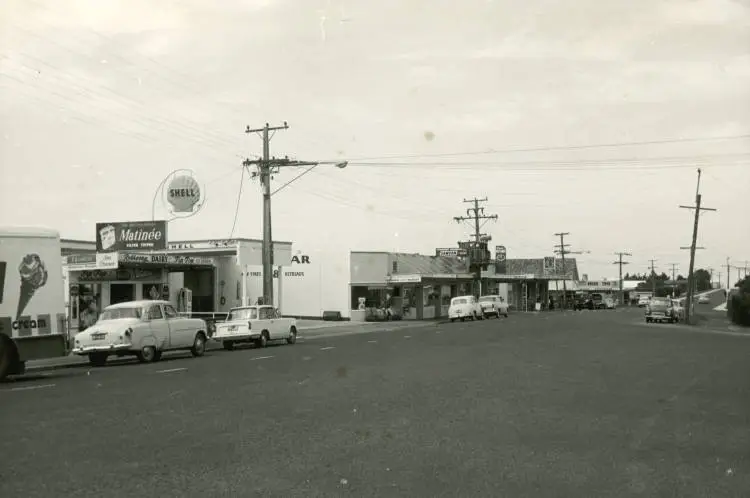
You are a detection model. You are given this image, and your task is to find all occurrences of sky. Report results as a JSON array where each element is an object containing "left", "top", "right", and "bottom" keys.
[{"left": 1, "top": 0, "right": 749, "bottom": 282}]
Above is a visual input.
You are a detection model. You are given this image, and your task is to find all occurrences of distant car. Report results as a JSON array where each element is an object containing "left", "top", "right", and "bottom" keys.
[
  {"left": 698, "top": 295, "right": 710, "bottom": 304},
  {"left": 449, "top": 295, "right": 482, "bottom": 322},
  {"left": 645, "top": 297, "right": 675, "bottom": 323},
  {"left": 213, "top": 305, "right": 298, "bottom": 350},
  {"left": 478, "top": 295, "right": 509, "bottom": 319},
  {"left": 71, "top": 300, "right": 209, "bottom": 367},
  {"left": 603, "top": 296, "right": 616, "bottom": 309},
  {"left": 637, "top": 295, "right": 651, "bottom": 307},
  {"left": 574, "top": 295, "right": 594, "bottom": 310}
]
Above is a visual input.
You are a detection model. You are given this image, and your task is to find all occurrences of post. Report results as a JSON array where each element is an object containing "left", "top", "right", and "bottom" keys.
[
  {"left": 260, "top": 125, "right": 274, "bottom": 305},
  {"left": 554, "top": 232, "right": 570, "bottom": 309},
  {"left": 277, "top": 264, "right": 283, "bottom": 313},
  {"left": 613, "top": 251, "right": 631, "bottom": 305},
  {"left": 453, "top": 198, "right": 497, "bottom": 297}
]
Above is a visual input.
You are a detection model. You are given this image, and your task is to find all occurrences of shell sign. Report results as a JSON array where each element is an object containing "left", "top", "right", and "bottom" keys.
[{"left": 167, "top": 175, "right": 201, "bottom": 213}]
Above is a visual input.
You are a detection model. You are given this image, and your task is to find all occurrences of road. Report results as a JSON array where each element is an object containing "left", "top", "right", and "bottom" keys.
[{"left": 2, "top": 308, "right": 748, "bottom": 497}]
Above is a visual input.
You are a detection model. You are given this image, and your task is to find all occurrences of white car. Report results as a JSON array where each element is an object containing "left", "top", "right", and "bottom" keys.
[
  {"left": 213, "top": 305, "right": 298, "bottom": 350},
  {"left": 603, "top": 296, "right": 616, "bottom": 309},
  {"left": 637, "top": 295, "right": 650, "bottom": 307},
  {"left": 697, "top": 294, "right": 710, "bottom": 304},
  {"left": 478, "top": 295, "right": 509, "bottom": 318},
  {"left": 448, "top": 295, "right": 482, "bottom": 322},
  {"left": 72, "top": 300, "right": 208, "bottom": 367}
]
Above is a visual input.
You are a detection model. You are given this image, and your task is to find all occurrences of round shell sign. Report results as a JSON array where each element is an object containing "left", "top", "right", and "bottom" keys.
[{"left": 167, "top": 175, "right": 201, "bottom": 213}]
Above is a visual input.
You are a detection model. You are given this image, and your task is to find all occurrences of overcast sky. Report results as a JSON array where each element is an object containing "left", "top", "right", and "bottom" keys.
[{"left": 1, "top": 0, "right": 749, "bottom": 280}]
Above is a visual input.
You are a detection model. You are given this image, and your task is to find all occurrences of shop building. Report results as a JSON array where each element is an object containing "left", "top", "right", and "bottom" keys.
[
  {"left": 62, "top": 236, "right": 292, "bottom": 334},
  {"left": 482, "top": 257, "right": 580, "bottom": 311},
  {"left": 349, "top": 251, "right": 475, "bottom": 321}
]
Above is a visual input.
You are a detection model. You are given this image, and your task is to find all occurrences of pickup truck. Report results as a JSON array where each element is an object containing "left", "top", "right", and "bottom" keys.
[{"left": 213, "top": 305, "right": 298, "bottom": 350}]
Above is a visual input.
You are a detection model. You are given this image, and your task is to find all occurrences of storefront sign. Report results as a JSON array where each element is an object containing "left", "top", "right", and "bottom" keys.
[
  {"left": 543, "top": 257, "right": 556, "bottom": 276},
  {"left": 167, "top": 175, "right": 202, "bottom": 213},
  {"left": 76, "top": 268, "right": 160, "bottom": 282},
  {"left": 495, "top": 245, "right": 507, "bottom": 274},
  {"left": 64, "top": 252, "right": 120, "bottom": 270},
  {"left": 435, "top": 248, "right": 467, "bottom": 258},
  {"left": 168, "top": 240, "right": 237, "bottom": 250},
  {"left": 118, "top": 252, "right": 214, "bottom": 266},
  {"left": 495, "top": 274, "right": 536, "bottom": 280},
  {"left": 96, "top": 221, "right": 167, "bottom": 252},
  {"left": 387, "top": 274, "right": 422, "bottom": 283}
]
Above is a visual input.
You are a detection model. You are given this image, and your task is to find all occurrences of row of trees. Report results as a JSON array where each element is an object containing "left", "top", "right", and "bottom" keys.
[{"left": 629, "top": 269, "right": 713, "bottom": 295}]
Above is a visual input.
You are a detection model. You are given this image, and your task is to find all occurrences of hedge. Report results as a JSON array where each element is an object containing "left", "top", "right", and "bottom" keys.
[{"left": 728, "top": 277, "right": 750, "bottom": 327}]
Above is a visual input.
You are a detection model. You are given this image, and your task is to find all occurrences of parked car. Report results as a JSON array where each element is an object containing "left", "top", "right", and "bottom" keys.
[
  {"left": 637, "top": 295, "right": 651, "bottom": 307},
  {"left": 645, "top": 297, "right": 675, "bottom": 323},
  {"left": 449, "top": 295, "right": 482, "bottom": 322},
  {"left": 71, "top": 300, "right": 209, "bottom": 366},
  {"left": 213, "top": 305, "right": 298, "bottom": 350},
  {"left": 478, "top": 295, "right": 509, "bottom": 319},
  {"left": 574, "top": 295, "right": 594, "bottom": 310},
  {"left": 590, "top": 293, "right": 607, "bottom": 310},
  {"left": 603, "top": 296, "right": 616, "bottom": 309},
  {"left": 698, "top": 294, "right": 711, "bottom": 304}
]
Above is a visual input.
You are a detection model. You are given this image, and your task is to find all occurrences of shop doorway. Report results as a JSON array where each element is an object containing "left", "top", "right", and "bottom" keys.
[{"left": 110, "top": 283, "right": 135, "bottom": 305}]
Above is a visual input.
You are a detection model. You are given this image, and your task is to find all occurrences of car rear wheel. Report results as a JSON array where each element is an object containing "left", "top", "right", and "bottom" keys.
[
  {"left": 287, "top": 327, "right": 297, "bottom": 345},
  {"left": 137, "top": 346, "right": 157, "bottom": 363},
  {"left": 191, "top": 333, "right": 206, "bottom": 357},
  {"left": 255, "top": 331, "right": 269, "bottom": 348},
  {"left": 88, "top": 352, "right": 108, "bottom": 367}
]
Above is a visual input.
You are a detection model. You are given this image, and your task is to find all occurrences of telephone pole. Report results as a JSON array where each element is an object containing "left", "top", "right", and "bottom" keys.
[
  {"left": 648, "top": 259, "right": 658, "bottom": 296},
  {"left": 726, "top": 257, "right": 731, "bottom": 289},
  {"left": 453, "top": 198, "right": 497, "bottom": 296},
  {"left": 554, "top": 232, "right": 571, "bottom": 309},
  {"left": 243, "top": 122, "right": 347, "bottom": 306},
  {"left": 612, "top": 251, "right": 632, "bottom": 305},
  {"left": 678, "top": 168, "right": 717, "bottom": 324},
  {"left": 668, "top": 263, "right": 679, "bottom": 297}
]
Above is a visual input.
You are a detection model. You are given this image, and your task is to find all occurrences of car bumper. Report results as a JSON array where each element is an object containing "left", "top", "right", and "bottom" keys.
[
  {"left": 72, "top": 343, "right": 132, "bottom": 355},
  {"left": 646, "top": 313, "right": 672, "bottom": 319},
  {"left": 212, "top": 333, "right": 260, "bottom": 342}
]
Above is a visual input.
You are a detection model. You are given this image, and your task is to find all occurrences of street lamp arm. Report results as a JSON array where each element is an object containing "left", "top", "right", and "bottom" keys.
[{"left": 270, "top": 161, "right": 348, "bottom": 197}]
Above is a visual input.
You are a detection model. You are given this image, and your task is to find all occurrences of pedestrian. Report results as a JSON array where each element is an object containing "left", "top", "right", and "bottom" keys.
[{"left": 80, "top": 301, "right": 99, "bottom": 331}]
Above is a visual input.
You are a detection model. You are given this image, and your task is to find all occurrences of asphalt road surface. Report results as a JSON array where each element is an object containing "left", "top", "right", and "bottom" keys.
[{"left": 2, "top": 308, "right": 748, "bottom": 497}]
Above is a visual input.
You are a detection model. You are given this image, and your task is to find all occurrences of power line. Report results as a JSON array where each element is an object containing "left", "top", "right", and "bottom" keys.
[
  {"left": 228, "top": 165, "right": 247, "bottom": 238},
  {"left": 336, "top": 134, "right": 750, "bottom": 162},
  {"left": 679, "top": 168, "right": 717, "bottom": 324}
]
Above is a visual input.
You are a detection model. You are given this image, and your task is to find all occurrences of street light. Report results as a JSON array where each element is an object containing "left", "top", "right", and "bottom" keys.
[{"left": 270, "top": 161, "right": 348, "bottom": 196}]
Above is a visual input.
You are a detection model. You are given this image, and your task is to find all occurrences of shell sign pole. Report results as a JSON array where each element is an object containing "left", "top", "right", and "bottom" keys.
[{"left": 152, "top": 169, "right": 207, "bottom": 221}]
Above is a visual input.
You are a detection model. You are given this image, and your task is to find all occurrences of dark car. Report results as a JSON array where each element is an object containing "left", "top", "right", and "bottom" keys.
[{"left": 574, "top": 295, "right": 594, "bottom": 310}]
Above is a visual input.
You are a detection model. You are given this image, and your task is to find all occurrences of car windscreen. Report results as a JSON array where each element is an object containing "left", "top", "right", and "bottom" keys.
[
  {"left": 228, "top": 308, "right": 258, "bottom": 320},
  {"left": 651, "top": 298, "right": 668, "bottom": 305},
  {"left": 99, "top": 307, "right": 142, "bottom": 320},
  {"left": 452, "top": 298, "right": 468, "bottom": 305}
]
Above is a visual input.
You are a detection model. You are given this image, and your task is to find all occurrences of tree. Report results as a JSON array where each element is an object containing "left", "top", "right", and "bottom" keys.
[
  {"left": 693, "top": 269, "right": 712, "bottom": 292},
  {"left": 728, "top": 276, "right": 750, "bottom": 327},
  {"left": 677, "top": 274, "right": 685, "bottom": 280}
]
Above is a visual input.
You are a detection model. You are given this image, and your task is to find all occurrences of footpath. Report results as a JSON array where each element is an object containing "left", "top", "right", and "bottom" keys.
[{"left": 25, "top": 320, "right": 435, "bottom": 373}]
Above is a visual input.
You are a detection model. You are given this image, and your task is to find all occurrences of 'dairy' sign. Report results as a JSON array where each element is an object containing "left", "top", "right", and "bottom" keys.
[{"left": 96, "top": 221, "right": 167, "bottom": 252}]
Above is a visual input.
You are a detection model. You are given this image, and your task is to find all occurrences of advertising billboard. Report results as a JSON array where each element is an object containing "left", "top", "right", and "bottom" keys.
[{"left": 96, "top": 221, "right": 167, "bottom": 252}]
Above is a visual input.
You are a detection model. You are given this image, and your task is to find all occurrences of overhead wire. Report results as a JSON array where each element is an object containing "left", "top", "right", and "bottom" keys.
[{"left": 229, "top": 165, "right": 247, "bottom": 238}]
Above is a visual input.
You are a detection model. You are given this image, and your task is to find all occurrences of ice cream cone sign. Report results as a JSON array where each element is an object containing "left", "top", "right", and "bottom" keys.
[{"left": 17, "top": 253, "right": 48, "bottom": 320}]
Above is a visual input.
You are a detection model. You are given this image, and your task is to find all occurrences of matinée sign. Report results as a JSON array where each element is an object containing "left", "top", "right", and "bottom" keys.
[{"left": 96, "top": 221, "right": 167, "bottom": 252}]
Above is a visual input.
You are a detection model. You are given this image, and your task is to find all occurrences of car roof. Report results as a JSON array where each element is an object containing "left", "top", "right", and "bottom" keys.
[
  {"left": 452, "top": 295, "right": 474, "bottom": 299},
  {"left": 106, "top": 300, "right": 171, "bottom": 309}
]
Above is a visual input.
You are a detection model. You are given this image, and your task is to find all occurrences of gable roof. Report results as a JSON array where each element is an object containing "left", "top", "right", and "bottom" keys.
[{"left": 501, "top": 258, "right": 579, "bottom": 280}]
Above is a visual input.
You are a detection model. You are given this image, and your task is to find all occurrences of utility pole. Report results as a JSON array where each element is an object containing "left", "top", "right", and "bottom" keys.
[
  {"left": 554, "top": 232, "right": 570, "bottom": 309},
  {"left": 678, "top": 168, "right": 717, "bottom": 324},
  {"left": 716, "top": 271, "right": 722, "bottom": 290},
  {"left": 453, "top": 198, "right": 497, "bottom": 296},
  {"left": 726, "top": 257, "right": 731, "bottom": 289},
  {"left": 612, "top": 251, "right": 632, "bottom": 305},
  {"left": 648, "top": 259, "right": 658, "bottom": 296},
  {"left": 243, "top": 122, "right": 290, "bottom": 306},
  {"left": 668, "top": 263, "right": 679, "bottom": 297}
]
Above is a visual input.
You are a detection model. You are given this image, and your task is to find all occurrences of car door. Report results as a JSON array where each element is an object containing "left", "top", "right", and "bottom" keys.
[
  {"left": 146, "top": 304, "right": 169, "bottom": 350},
  {"left": 163, "top": 304, "right": 189, "bottom": 347},
  {"left": 257, "top": 306, "right": 274, "bottom": 338}
]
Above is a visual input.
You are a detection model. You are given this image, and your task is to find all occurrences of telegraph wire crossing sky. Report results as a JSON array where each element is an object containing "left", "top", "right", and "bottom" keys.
[{"left": 0, "top": 0, "right": 748, "bottom": 280}]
